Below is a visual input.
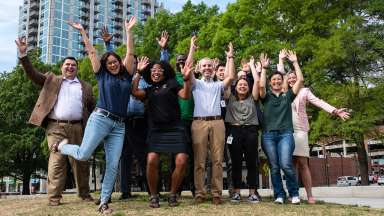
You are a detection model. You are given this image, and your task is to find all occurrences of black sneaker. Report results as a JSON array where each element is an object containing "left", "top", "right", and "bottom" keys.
[
  {"left": 168, "top": 194, "right": 179, "bottom": 207},
  {"left": 247, "top": 194, "right": 260, "bottom": 204},
  {"left": 98, "top": 203, "right": 113, "bottom": 214},
  {"left": 149, "top": 195, "right": 160, "bottom": 208},
  {"left": 119, "top": 192, "right": 132, "bottom": 200},
  {"left": 230, "top": 192, "right": 241, "bottom": 203}
]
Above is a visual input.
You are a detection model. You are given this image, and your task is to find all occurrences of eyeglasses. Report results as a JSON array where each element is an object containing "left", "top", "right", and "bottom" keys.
[
  {"left": 150, "top": 68, "right": 164, "bottom": 73},
  {"left": 107, "top": 60, "right": 119, "bottom": 66}
]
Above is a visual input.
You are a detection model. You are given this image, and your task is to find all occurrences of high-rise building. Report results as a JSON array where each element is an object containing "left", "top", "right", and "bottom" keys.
[{"left": 18, "top": 0, "right": 162, "bottom": 64}]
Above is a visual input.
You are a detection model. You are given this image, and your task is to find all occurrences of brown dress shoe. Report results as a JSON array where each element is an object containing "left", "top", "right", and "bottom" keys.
[
  {"left": 48, "top": 199, "right": 60, "bottom": 206},
  {"left": 194, "top": 196, "right": 204, "bottom": 204},
  {"left": 212, "top": 197, "right": 223, "bottom": 205}
]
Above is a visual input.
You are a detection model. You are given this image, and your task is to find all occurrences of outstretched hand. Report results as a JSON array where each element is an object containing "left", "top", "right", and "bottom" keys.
[
  {"left": 137, "top": 56, "right": 149, "bottom": 74},
  {"left": 225, "top": 42, "right": 234, "bottom": 58},
  {"left": 101, "top": 26, "right": 113, "bottom": 43},
  {"left": 259, "top": 53, "right": 270, "bottom": 69},
  {"left": 279, "top": 49, "right": 288, "bottom": 60},
  {"left": 67, "top": 21, "right": 84, "bottom": 31},
  {"left": 156, "top": 31, "right": 169, "bottom": 48},
  {"left": 125, "top": 16, "right": 137, "bottom": 31},
  {"left": 335, "top": 108, "right": 351, "bottom": 121},
  {"left": 190, "top": 35, "right": 197, "bottom": 51},
  {"left": 286, "top": 50, "right": 298, "bottom": 63},
  {"left": 181, "top": 61, "right": 194, "bottom": 79},
  {"left": 15, "top": 37, "right": 27, "bottom": 56}
]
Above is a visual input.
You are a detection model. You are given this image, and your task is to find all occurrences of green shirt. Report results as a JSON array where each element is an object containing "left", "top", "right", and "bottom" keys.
[
  {"left": 175, "top": 72, "right": 194, "bottom": 120},
  {"left": 261, "top": 88, "right": 296, "bottom": 131}
]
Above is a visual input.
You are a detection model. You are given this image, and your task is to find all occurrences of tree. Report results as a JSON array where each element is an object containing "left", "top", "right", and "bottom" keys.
[{"left": 0, "top": 49, "right": 54, "bottom": 194}]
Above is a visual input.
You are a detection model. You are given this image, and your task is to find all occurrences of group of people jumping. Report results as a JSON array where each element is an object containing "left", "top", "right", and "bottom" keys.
[{"left": 15, "top": 16, "right": 350, "bottom": 214}]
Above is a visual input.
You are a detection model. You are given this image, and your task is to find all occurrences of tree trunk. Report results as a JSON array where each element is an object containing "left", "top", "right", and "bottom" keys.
[
  {"left": 356, "top": 135, "right": 369, "bottom": 185},
  {"left": 22, "top": 172, "right": 31, "bottom": 195}
]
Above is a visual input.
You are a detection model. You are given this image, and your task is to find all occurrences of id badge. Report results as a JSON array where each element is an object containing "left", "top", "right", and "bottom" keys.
[
  {"left": 220, "top": 100, "right": 226, "bottom": 108},
  {"left": 227, "top": 135, "right": 233, "bottom": 145}
]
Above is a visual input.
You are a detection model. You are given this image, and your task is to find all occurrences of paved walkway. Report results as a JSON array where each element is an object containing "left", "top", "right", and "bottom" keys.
[{"left": 316, "top": 197, "right": 384, "bottom": 209}]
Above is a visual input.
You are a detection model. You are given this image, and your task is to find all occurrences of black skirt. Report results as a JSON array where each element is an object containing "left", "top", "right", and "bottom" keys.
[{"left": 147, "top": 125, "right": 189, "bottom": 153}]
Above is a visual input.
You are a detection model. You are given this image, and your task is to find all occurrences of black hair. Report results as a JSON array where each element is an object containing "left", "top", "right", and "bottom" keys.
[
  {"left": 268, "top": 71, "right": 284, "bottom": 81},
  {"left": 142, "top": 60, "right": 175, "bottom": 85},
  {"left": 175, "top": 54, "right": 187, "bottom": 72},
  {"left": 62, "top": 56, "right": 78, "bottom": 66},
  {"left": 215, "top": 63, "right": 226, "bottom": 71},
  {"left": 234, "top": 78, "right": 251, "bottom": 100},
  {"left": 100, "top": 52, "right": 127, "bottom": 78}
]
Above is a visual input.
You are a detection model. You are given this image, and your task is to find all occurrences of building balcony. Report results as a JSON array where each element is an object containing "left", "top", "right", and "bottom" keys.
[
  {"left": 113, "top": 7, "right": 123, "bottom": 14},
  {"left": 28, "top": 30, "right": 38, "bottom": 37},
  {"left": 30, "top": 11, "right": 39, "bottom": 19},
  {"left": 113, "top": 25, "right": 122, "bottom": 30},
  {"left": 80, "top": 6, "right": 90, "bottom": 12},
  {"left": 29, "top": 27, "right": 38, "bottom": 33},
  {"left": 30, "top": 2, "right": 39, "bottom": 10},
  {"left": 113, "top": 0, "right": 123, "bottom": 6},
  {"left": 114, "top": 32, "right": 122, "bottom": 39},
  {"left": 113, "top": 16, "right": 123, "bottom": 22},
  {"left": 29, "top": 21, "right": 39, "bottom": 28},
  {"left": 79, "top": 0, "right": 90, "bottom": 3},
  {"left": 94, "top": 0, "right": 100, "bottom": 5},
  {"left": 27, "top": 36, "right": 38, "bottom": 43},
  {"left": 141, "top": 0, "right": 151, "bottom": 6},
  {"left": 142, "top": 9, "right": 151, "bottom": 15}
]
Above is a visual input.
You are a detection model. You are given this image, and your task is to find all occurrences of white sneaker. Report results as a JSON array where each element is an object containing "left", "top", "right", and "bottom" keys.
[
  {"left": 291, "top": 196, "right": 300, "bottom": 205},
  {"left": 57, "top": 138, "right": 68, "bottom": 151},
  {"left": 274, "top": 197, "right": 284, "bottom": 204}
]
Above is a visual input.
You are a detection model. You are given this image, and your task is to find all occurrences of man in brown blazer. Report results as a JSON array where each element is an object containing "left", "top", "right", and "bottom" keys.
[{"left": 15, "top": 37, "right": 95, "bottom": 206}]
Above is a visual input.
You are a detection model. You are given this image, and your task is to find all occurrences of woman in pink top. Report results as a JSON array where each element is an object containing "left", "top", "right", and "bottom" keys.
[{"left": 279, "top": 49, "right": 350, "bottom": 204}]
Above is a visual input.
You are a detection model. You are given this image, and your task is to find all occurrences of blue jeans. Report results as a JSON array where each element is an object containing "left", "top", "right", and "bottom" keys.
[
  {"left": 262, "top": 130, "right": 299, "bottom": 199},
  {"left": 60, "top": 111, "right": 125, "bottom": 204}
]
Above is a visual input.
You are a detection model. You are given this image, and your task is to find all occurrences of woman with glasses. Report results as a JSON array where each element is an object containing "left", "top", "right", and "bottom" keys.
[{"left": 53, "top": 17, "right": 137, "bottom": 214}]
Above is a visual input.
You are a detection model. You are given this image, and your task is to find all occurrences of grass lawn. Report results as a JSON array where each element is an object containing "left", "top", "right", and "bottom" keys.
[{"left": 1, "top": 192, "right": 383, "bottom": 216}]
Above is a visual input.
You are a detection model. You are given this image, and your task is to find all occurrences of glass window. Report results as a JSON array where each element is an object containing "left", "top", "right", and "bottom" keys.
[
  {"left": 53, "top": 37, "right": 60, "bottom": 46},
  {"left": 62, "top": 30, "right": 68, "bottom": 38},
  {"left": 61, "top": 39, "right": 68, "bottom": 47},
  {"left": 61, "top": 48, "right": 68, "bottom": 56}
]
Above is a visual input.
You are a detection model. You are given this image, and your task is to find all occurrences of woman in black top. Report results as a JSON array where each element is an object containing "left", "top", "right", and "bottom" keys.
[{"left": 131, "top": 57, "right": 193, "bottom": 208}]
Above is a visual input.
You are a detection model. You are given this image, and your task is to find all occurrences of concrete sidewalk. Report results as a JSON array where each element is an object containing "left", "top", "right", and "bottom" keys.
[
  {"left": 229, "top": 186, "right": 384, "bottom": 208},
  {"left": 316, "top": 197, "right": 384, "bottom": 209}
]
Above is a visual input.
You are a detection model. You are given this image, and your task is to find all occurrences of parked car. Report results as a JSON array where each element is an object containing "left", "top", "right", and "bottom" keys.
[
  {"left": 378, "top": 176, "right": 384, "bottom": 185},
  {"left": 337, "top": 176, "right": 359, "bottom": 186}
]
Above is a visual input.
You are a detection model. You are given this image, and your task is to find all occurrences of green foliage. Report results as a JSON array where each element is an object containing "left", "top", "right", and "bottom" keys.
[
  {"left": 0, "top": 49, "right": 48, "bottom": 190},
  {"left": 1, "top": 0, "right": 384, "bottom": 187}
]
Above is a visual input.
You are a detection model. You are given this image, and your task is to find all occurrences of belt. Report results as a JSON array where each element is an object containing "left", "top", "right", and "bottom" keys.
[
  {"left": 230, "top": 124, "right": 257, "bottom": 128},
  {"left": 94, "top": 108, "right": 125, "bottom": 123},
  {"left": 193, "top": 116, "right": 222, "bottom": 121},
  {"left": 48, "top": 118, "right": 82, "bottom": 124}
]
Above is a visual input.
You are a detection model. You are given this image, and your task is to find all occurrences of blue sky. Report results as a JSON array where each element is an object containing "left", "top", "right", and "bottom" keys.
[{"left": 0, "top": 0, "right": 235, "bottom": 73}]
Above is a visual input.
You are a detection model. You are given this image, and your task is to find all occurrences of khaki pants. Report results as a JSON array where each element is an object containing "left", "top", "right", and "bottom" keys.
[
  {"left": 46, "top": 121, "right": 90, "bottom": 202},
  {"left": 191, "top": 119, "right": 225, "bottom": 198}
]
